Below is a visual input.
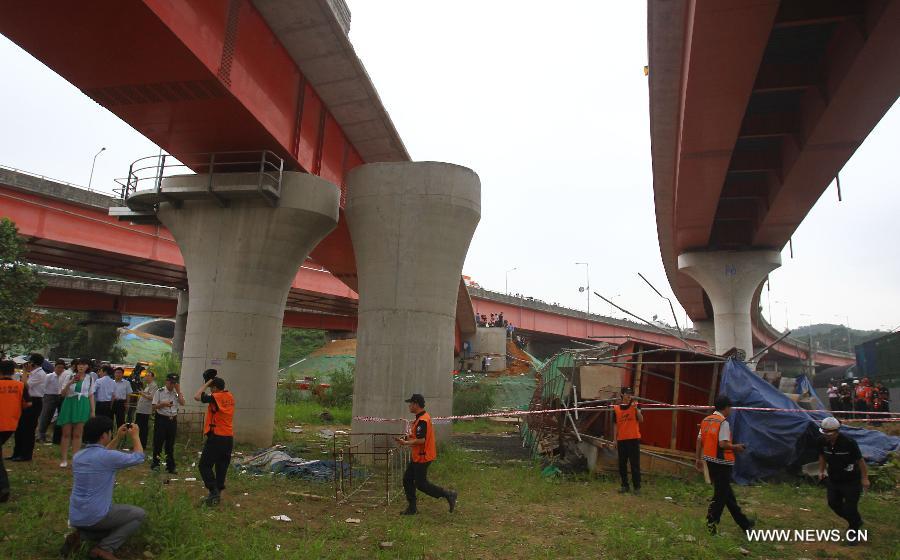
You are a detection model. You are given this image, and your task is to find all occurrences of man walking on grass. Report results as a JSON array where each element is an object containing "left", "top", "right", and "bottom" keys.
[
  {"left": 818, "top": 416, "right": 869, "bottom": 546},
  {"left": 695, "top": 396, "right": 755, "bottom": 535},
  {"left": 395, "top": 394, "right": 457, "bottom": 516}
]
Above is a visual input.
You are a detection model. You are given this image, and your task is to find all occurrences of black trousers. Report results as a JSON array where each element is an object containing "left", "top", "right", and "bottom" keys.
[
  {"left": 0, "top": 431, "right": 12, "bottom": 493},
  {"left": 827, "top": 479, "right": 863, "bottom": 530},
  {"left": 706, "top": 461, "right": 751, "bottom": 530},
  {"left": 96, "top": 401, "right": 113, "bottom": 420},
  {"left": 111, "top": 400, "right": 126, "bottom": 429},
  {"left": 199, "top": 434, "right": 233, "bottom": 493},
  {"left": 152, "top": 415, "right": 177, "bottom": 472},
  {"left": 617, "top": 438, "right": 641, "bottom": 489},
  {"left": 829, "top": 397, "right": 840, "bottom": 411},
  {"left": 12, "top": 397, "right": 42, "bottom": 460},
  {"left": 403, "top": 461, "right": 447, "bottom": 505},
  {"left": 135, "top": 413, "right": 150, "bottom": 449}
]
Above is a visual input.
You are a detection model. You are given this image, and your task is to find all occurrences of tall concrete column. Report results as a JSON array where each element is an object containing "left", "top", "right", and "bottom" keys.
[
  {"left": 156, "top": 172, "right": 339, "bottom": 446},
  {"left": 347, "top": 162, "right": 480, "bottom": 443},
  {"left": 678, "top": 250, "right": 781, "bottom": 360},
  {"left": 692, "top": 319, "right": 715, "bottom": 352},
  {"left": 171, "top": 290, "right": 188, "bottom": 361}
]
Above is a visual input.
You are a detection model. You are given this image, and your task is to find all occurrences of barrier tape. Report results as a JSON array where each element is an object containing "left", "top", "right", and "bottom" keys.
[{"left": 353, "top": 402, "right": 900, "bottom": 425}]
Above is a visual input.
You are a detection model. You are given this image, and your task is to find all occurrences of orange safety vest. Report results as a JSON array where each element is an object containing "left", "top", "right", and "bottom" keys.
[
  {"left": 613, "top": 404, "right": 641, "bottom": 441},
  {"left": 409, "top": 411, "right": 437, "bottom": 463},
  {"left": 203, "top": 391, "right": 235, "bottom": 437},
  {"left": 699, "top": 413, "right": 734, "bottom": 465},
  {"left": 0, "top": 378, "right": 25, "bottom": 432}
]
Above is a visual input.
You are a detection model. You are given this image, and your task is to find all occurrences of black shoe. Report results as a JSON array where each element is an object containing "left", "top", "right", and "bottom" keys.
[
  {"left": 743, "top": 519, "right": 756, "bottom": 532},
  {"left": 399, "top": 506, "right": 417, "bottom": 516},
  {"left": 706, "top": 522, "right": 718, "bottom": 535},
  {"left": 0, "top": 489, "right": 9, "bottom": 503},
  {"left": 202, "top": 493, "right": 220, "bottom": 507},
  {"left": 447, "top": 490, "right": 458, "bottom": 513},
  {"left": 631, "top": 488, "right": 641, "bottom": 496},
  {"left": 618, "top": 486, "right": 629, "bottom": 494},
  {"left": 59, "top": 530, "right": 81, "bottom": 557}
]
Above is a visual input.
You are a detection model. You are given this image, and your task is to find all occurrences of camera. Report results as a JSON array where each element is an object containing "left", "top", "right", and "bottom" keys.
[{"left": 202, "top": 368, "right": 218, "bottom": 382}]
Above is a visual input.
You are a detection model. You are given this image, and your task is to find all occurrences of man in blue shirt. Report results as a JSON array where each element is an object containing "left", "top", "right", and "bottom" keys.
[{"left": 61, "top": 416, "right": 145, "bottom": 560}]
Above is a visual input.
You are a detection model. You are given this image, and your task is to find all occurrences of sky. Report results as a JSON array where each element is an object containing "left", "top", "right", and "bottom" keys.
[{"left": 0, "top": 1, "right": 897, "bottom": 332}]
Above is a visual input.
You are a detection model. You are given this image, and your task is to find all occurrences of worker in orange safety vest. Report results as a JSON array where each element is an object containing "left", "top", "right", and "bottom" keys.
[
  {"left": 695, "top": 395, "right": 755, "bottom": 535},
  {"left": 613, "top": 387, "right": 643, "bottom": 494},
  {"left": 394, "top": 394, "right": 457, "bottom": 516}
]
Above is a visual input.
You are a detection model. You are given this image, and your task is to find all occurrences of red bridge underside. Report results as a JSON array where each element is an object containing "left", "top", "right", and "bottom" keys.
[{"left": 0, "top": 0, "right": 363, "bottom": 288}]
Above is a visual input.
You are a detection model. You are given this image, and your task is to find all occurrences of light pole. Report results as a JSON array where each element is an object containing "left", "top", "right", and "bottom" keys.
[
  {"left": 505, "top": 267, "right": 518, "bottom": 295},
  {"left": 88, "top": 147, "right": 106, "bottom": 189},
  {"left": 575, "top": 262, "right": 590, "bottom": 314}
]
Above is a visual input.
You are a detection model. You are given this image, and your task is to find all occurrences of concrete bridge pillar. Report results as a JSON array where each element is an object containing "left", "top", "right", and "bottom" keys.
[
  {"left": 692, "top": 320, "right": 716, "bottom": 352},
  {"left": 347, "top": 162, "right": 480, "bottom": 444},
  {"left": 678, "top": 250, "right": 781, "bottom": 362},
  {"left": 171, "top": 290, "right": 188, "bottom": 361},
  {"left": 156, "top": 172, "right": 339, "bottom": 446}
]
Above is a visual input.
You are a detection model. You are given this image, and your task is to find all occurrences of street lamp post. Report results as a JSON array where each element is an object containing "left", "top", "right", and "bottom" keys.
[
  {"left": 775, "top": 300, "right": 790, "bottom": 330},
  {"left": 88, "top": 147, "right": 106, "bottom": 189},
  {"left": 575, "top": 262, "right": 590, "bottom": 314},
  {"left": 505, "top": 267, "right": 518, "bottom": 295}
]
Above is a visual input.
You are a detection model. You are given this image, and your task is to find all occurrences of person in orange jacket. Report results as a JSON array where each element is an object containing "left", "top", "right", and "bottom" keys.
[
  {"left": 613, "top": 387, "right": 643, "bottom": 494},
  {"left": 695, "top": 395, "right": 755, "bottom": 535},
  {"left": 394, "top": 394, "right": 457, "bottom": 516},
  {"left": 0, "top": 359, "right": 29, "bottom": 502}
]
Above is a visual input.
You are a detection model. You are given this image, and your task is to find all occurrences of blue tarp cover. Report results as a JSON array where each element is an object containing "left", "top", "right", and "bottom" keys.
[
  {"left": 794, "top": 374, "right": 826, "bottom": 410},
  {"left": 720, "top": 359, "right": 900, "bottom": 484}
]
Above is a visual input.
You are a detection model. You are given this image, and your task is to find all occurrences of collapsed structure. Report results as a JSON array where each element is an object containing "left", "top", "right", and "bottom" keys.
[{"left": 523, "top": 342, "right": 900, "bottom": 484}]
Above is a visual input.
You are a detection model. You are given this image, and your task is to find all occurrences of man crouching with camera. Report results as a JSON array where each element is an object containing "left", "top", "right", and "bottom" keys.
[
  {"left": 62, "top": 417, "right": 145, "bottom": 560},
  {"left": 193, "top": 369, "right": 236, "bottom": 506}
]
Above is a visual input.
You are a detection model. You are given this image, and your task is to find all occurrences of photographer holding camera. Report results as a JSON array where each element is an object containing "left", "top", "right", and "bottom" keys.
[
  {"left": 61, "top": 416, "right": 145, "bottom": 560},
  {"left": 151, "top": 374, "right": 184, "bottom": 473},
  {"left": 193, "top": 369, "right": 236, "bottom": 506}
]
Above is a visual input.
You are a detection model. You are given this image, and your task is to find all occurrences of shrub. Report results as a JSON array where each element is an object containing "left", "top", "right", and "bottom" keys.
[
  {"left": 315, "top": 365, "right": 354, "bottom": 408},
  {"left": 453, "top": 384, "right": 496, "bottom": 416}
]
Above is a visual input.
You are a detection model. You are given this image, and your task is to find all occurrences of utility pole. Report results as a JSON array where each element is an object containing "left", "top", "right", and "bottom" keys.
[{"left": 575, "top": 262, "right": 590, "bottom": 314}]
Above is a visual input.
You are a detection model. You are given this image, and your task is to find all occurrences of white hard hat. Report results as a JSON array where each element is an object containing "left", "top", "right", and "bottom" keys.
[{"left": 819, "top": 417, "right": 840, "bottom": 434}]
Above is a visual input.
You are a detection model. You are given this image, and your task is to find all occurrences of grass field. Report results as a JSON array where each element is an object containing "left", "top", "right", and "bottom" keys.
[{"left": 1, "top": 404, "right": 898, "bottom": 560}]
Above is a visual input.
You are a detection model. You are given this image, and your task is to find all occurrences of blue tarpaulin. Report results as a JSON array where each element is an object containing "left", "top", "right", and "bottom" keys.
[
  {"left": 793, "top": 374, "right": 826, "bottom": 410},
  {"left": 719, "top": 359, "right": 900, "bottom": 485}
]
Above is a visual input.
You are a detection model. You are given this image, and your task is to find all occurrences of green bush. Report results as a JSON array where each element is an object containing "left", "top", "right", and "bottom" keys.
[
  {"left": 315, "top": 365, "right": 354, "bottom": 408},
  {"left": 453, "top": 384, "right": 496, "bottom": 416},
  {"left": 276, "top": 371, "right": 307, "bottom": 404}
]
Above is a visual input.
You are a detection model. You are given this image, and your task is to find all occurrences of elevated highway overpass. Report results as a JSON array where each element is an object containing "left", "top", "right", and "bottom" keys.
[
  {"left": 649, "top": 0, "right": 900, "bottom": 358},
  {"left": 2, "top": 168, "right": 852, "bottom": 369}
]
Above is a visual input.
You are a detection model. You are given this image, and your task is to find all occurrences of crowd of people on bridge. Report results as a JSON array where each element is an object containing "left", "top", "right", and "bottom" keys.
[{"left": 826, "top": 377, "right": 891, "bottom": 421}]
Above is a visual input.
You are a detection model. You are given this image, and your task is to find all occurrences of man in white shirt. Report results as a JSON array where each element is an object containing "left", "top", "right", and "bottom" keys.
[
  {"left": 37, "top": 359, "right": 67, "bottom": 443},
  {"left": 94, "top": 366, "right": 116, "bottom": 420},
  {"left": 151, "top": 374, "right": 184, "bottom": 473},
  {"left": 10, "top": 354, "right": 46, "bottom": 461},
  {"left": 110, "top": 367, "right": 133, "bottom": 430}
]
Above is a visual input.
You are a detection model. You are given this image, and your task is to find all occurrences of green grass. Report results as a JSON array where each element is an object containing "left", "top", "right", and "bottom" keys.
[
  {"left": 1, "top": 403, "right": 898, "bottom": 560},
  {"left": 451, "top": 418, "right": 518, "bottom": 434}
]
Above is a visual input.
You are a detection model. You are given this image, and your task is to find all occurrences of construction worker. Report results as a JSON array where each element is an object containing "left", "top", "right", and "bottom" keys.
[
  {"left": 193, "top": 372, "right": 235, "bottom": 506},
  {"left": 613, "top": 387, "right": 643, "bottom": 494},
  {"left": 818, "top": 416, "right": 869, "bottom": 545},
  {"left": 394, "top": 394, "right": 457, "bottom": 516},
  {"left": 0, "top": 359, "right": 28, "bottom": 502},
  {"left": 695, "top": 395, "right": 754, "bottom": 535}
]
